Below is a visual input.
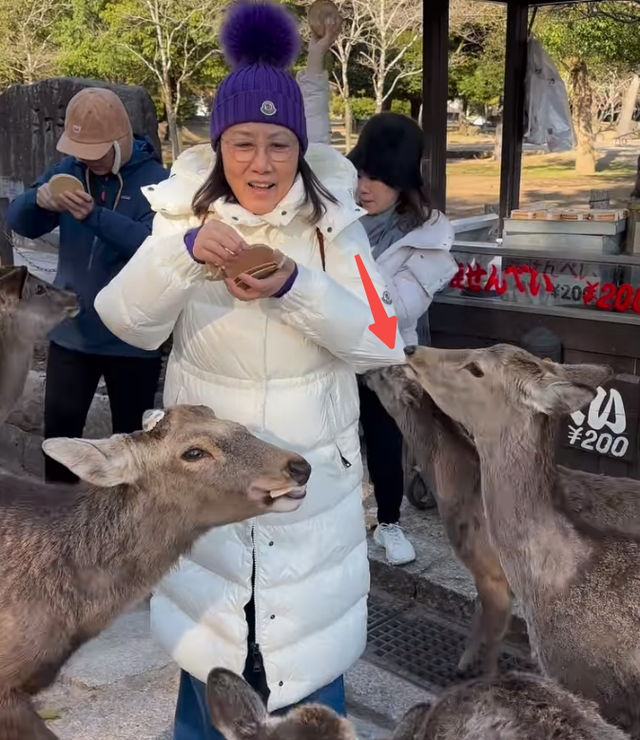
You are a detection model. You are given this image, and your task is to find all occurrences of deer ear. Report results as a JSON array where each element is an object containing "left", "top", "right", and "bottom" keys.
[
  {"left": 206, "top": 668, "right": 267, "bottom": 740},
  {"left": 523, "top": 363, "right": 614, "bottom": 417},
  {"left": 0, "top": 266, "right": 27, "bottom": 302},
  {"left": 142, "top": 408, "right": 165, "bottom": 431},
  {"left": 391, "top": 703, "right": 431, "bottom": 740},
  {"left": 42, "top": 436, "right": 135, "bottom": 487}
]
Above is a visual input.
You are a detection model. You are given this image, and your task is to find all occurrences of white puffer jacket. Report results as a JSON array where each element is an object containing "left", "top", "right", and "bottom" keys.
[
  {"left": 298, "top": 70, "right": 458, "bottom": 345},
  {"left": 94, "top": 141, "right": 405, "bottom": 711}
]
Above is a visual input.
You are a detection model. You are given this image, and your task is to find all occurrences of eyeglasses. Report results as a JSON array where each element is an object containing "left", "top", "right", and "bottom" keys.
[{"left": 221, "top": 137, "right": 297, "bottom": 163}]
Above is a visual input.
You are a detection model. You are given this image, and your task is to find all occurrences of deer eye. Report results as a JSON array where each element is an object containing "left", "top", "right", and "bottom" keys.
[
  {"left": 181, "top": 447, "right": 211, "bottom": 461},
  {"left": 34, "top": 285, "right": 46, "bottom": 295},
  {"left": 465, "top": 362, "right": 484, "bottom": 378}
]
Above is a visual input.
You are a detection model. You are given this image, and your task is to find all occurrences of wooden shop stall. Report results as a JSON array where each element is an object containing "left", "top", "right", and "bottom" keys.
[
  {"left": 429, "top": 206, "right": 640, "bottom": 479},
  {"left": 412, "top": 0, "right": 640, "bottom": 489}
]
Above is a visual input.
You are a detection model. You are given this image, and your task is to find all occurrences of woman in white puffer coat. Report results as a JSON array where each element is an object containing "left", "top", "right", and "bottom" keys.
[
  {"left": 93, "top": 2, "right": 404, "bottom": 738},
  {"left": 295, "top": 22, "right": 458, "bottom": 571}
]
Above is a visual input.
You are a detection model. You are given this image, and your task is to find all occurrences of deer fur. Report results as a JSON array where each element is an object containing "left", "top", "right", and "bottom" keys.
[
  {"left": 206, "top": 667, "right": 630, "bottom": 740},
  {"left": 0, "top": 265, "right": 78, "bottom": 425},
  {"left": 403, "top": 343, "right": 640, "bottom": 737},
  {"left": 365, "top": 364, "right": 640, "bottom": 676},
  {"left": 0, "top": 404, "right": 311, "bottom": 740},
  {"left": 364, "top": 364, "right": 510, "bottom": 676}
]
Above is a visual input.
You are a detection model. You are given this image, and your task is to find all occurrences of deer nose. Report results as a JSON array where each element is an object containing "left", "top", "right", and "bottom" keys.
[
  {"left": 287, "top": 457, "right": 311, "bottom": 485},
  {"left": 404, "top": 345, "right": 417, "bottom": 356}
]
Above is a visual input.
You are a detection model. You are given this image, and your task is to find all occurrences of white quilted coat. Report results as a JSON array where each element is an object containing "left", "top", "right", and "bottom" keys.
[
  {"left": 298, "top": 70, "right": 458, "bottom": 345},
  {"left": 94, "top": 141, "right": 406, "bottom": 711}
]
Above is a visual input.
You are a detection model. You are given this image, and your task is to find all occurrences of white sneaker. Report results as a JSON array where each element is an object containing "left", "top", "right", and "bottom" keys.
[{"left": 373, "top": 523, "right": 416, "bottom": 566}]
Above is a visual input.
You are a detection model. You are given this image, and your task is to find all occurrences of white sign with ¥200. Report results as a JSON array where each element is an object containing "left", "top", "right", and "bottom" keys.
[{"left": 567, "top": 386, "right": 629, "bottom": 458}]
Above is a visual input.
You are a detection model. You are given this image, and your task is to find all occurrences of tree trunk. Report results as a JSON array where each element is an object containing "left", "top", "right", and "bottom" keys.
[
  {"left": 493, "top": 121, "right": 503, "bottom": 163},
  {"left": 166, "top": 105, "right": 182, "bottom": 163},
  {"left": 344, "top": 99, "right": 353, "bottom": 152},
  {"left": 374, "top": 89, "right": 384, "bottom": 114},
  {"left": 570, "top": 61, "right": 596, "bottom": 175},
  {"left": 458, "top": 112, "right": 470, "bottom": 136},
  {"left": 617, "top": 73, "right": 640, "bottom": 136}
]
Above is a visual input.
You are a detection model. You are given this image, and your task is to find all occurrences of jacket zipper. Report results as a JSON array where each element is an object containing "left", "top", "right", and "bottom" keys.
[
  {"left": 328, "top": 391, "right": 352, "bottom": 469},
  {"left": 249, "top": 523, "right": 263, "bottom": 673},
  {"left": 338, "top": 448, "right": 352, "bottom": 468}
]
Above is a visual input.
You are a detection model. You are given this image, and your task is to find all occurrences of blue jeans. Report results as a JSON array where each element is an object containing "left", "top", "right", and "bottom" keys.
[{"left": 173, "top": 669, "right": 346, "bottom": 739}]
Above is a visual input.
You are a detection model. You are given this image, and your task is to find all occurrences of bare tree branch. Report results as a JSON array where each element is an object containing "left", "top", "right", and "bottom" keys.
[{"left": 352, "top": 0, "right": 421, "bottom": 111}]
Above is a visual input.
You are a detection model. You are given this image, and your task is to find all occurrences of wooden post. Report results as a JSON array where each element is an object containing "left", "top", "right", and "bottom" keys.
[
  {"left": 499, "top": 1, "right": 529, "bottom": 225},
  {"left": 589, "top": 189, "right": 610, "bottom": 210},
  {"left": 0, "top": 198, "right": 14, "bottom": 266},
  {"left": 421, "top": 0, "right": 449, "bottom": 214}
]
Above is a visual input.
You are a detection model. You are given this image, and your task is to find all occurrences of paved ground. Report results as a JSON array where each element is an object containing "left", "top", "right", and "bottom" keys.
[{"left": 38, "top": 597, "right": 433, "bottom": 740}]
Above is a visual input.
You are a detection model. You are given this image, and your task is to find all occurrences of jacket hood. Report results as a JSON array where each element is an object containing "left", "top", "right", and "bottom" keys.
[
  {"left": 121, "top": 134, "right": 164, "bottom": 172},
  {"left": 141, "top": 142, "right": 363, "bottom": 238}
]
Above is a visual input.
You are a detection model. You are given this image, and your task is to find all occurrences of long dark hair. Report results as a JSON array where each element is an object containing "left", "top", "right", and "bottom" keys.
[
  {"left": 396, "top": 183, "right": 434, "bottom": 232},
  {"left": 192, "top": 143, "right": 338, "bottom": 224}
]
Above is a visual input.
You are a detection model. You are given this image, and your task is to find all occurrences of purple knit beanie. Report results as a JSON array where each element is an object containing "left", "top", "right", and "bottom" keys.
[{"left": 211, "top": 0, "right": 308, "bottom": 152}]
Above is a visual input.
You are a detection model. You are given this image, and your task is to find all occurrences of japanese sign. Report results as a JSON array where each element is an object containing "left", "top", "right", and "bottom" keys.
[
  {"left": 560, "top": 378, "right": 638, "bottom": 462},
  {"left": 444, "top": 254, "right": 640, "bottom": 315}
]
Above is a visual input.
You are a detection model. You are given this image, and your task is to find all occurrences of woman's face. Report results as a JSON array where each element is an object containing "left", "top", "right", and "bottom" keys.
[
  {"left": 220, "top": 123, "right": 300, "bottom": 215},
  {"left": 357, "top": 173, "right": 399, "bottom": 215}
]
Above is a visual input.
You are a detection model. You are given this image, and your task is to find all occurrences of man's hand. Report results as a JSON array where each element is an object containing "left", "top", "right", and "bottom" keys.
[
  {"left": 225, "top": 250, "right": 297, "bottom": 301},
  {"left": 36, "top": 183, "right": 65, "bottom": 213},
  {"left": 193, "top": 220, "right": 248, "bottom": 268},
  {"left": 58, "top": 191, "right": 94, "bottom": 221}
]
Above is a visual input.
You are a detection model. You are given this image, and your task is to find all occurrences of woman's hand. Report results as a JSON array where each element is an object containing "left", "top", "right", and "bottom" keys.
[
  {"left": 225, "top": 250, "right": 297, "bottom": 301},
  {"left": 306, "top": 17, "right": 341, "bottom": 74},
  {"left": 193, "top": 221, "right": 248, "bottom": 268}
]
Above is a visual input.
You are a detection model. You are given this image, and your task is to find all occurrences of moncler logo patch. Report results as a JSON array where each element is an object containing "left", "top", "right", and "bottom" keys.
[
  {"left": 260, "top": 100, "right": 277, "bottom": 116},
  {"left": 381, "top": 290, "right": 392, "bottom": 305}
]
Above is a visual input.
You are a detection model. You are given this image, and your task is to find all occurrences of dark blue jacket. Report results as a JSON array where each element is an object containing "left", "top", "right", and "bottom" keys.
[{"left": 7, "top": 135, "right": 170, "bottom": 357}]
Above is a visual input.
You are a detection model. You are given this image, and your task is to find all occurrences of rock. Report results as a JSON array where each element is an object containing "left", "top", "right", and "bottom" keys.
[
  {"left": 7, "top": 370, "right": 112, "bottom": 438},
  {"left": 0, "top": 78, "right": 162, "bottom": 189}
]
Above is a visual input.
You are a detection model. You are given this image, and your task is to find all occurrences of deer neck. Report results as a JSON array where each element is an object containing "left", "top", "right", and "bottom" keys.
[
  {"left": 0, "top": 329, "right": 34, "bottom": 425},
  {"left": 67, "top": 486, "right": 210, "bottom": 615},
  {"left": 475, "top": 413, "right": 592, "bottom": 599}
]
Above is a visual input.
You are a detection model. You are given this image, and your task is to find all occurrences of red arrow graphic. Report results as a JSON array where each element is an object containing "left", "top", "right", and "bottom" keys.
[{"left": 355, "top": 255, "right": 398, "bottom": 349}]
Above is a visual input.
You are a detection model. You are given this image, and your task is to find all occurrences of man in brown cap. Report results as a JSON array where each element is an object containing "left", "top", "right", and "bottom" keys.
[{"left": 7, "top": 86, "right": 170, "bottom": 483}]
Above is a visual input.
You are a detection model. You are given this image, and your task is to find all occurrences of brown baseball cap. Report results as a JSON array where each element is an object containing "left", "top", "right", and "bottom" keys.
[{"left": 57, "top": 88, "right": 133, "bottom": 162}]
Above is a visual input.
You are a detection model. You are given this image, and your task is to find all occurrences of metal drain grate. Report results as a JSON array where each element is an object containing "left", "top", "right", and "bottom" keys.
[
  {"left": 367, "top": 596, "right": 411, "bottom": 630},
  {"left": 366, "top": 595, "right": 536, "bottom": 694}
]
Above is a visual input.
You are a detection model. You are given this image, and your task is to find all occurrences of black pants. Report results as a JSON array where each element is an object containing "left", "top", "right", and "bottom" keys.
[
  {"left": 358, "top": 379, "right": 404, "bottom": 525},
  {"left": 43, "top": 341, "right": 163, "bottom": 483}
]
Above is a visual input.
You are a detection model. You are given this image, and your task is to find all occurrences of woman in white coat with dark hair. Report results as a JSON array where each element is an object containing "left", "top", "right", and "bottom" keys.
[
  {"left": 297, "top": 20, "right": 458, "bottom": 568},
  {"left": 94, "top": 2, "right": 404, "bottom": 738}
]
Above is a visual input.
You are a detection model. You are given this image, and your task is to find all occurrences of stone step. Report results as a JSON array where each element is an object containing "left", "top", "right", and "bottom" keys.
[
  {"left": 366, "top": 501, "right": 530, "bottom": 647},
  {"left": 39, "top": 599, "right": 429, "bottom": 739}
]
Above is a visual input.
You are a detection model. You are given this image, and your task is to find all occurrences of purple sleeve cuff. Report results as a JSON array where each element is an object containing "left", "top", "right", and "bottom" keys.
[
  {"left": 273, "top": 264, "right": 298, "bottom": 298},
  {"left": 184, "top": 227, "right": 205, "bottom": 264}
]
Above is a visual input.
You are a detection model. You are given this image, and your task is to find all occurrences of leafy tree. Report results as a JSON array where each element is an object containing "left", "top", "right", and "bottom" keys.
[
  {"left": 0, "top": 0, "right": 68, "bottom": 86},
  {"left": 536, "top": 5, "right": 640, "bottom": 171}
]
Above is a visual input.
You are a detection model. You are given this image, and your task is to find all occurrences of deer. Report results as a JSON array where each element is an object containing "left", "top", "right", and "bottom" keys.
[
  {"left": 0, "top": 265, "right": 78, "bottom": 424},
  {"left": 205, "top": 666, "right": 630, "bottom": 740},
  {"left": 401, "top": 342, "right": 640, "bottom": 737},
  {"left": 364, "top": 364, "right": 510, "bottom": 677},
  {"left": 0, "top": 403, "right": 311, "bottom": 740},
  {"left": 364, "top": 365, "right": 640, "bottom": 677}
]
